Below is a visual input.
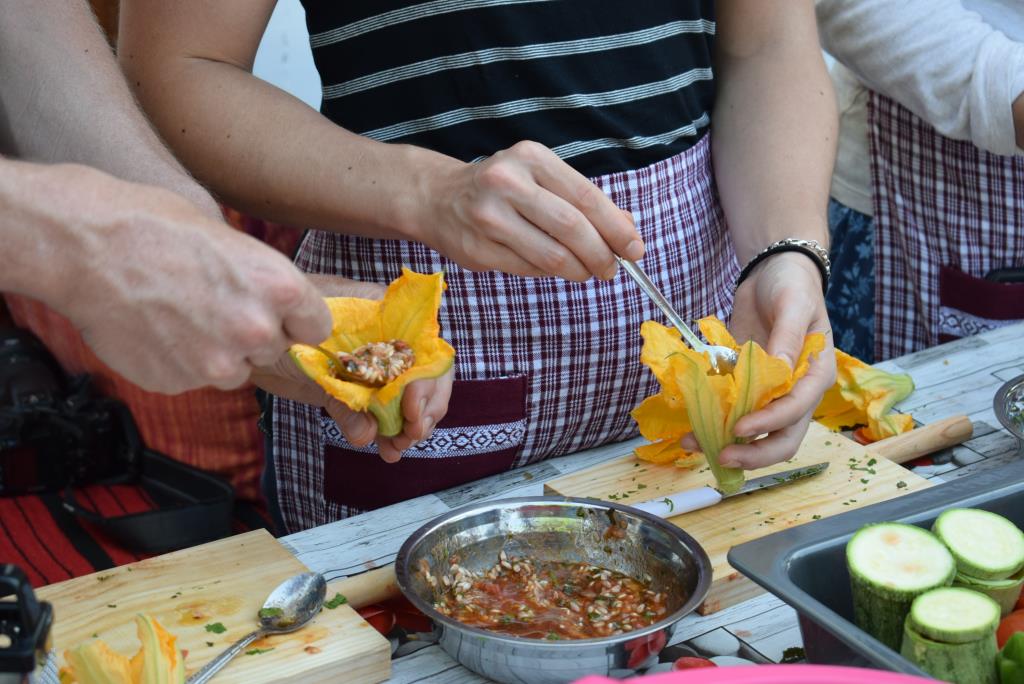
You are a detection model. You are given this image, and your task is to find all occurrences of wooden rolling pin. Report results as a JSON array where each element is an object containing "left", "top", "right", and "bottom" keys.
[
  {"left": 866, "top": 414, "right": 973, "bottom": 464},
  {"left": 330, "top": 564, "right": 400, "bottom": 608}
]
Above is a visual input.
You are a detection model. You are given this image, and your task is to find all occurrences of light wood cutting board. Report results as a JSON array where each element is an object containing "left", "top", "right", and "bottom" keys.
[
  {"left": 545, "top": 421, "right": 931, "bottom": 614},
  {"left": 36, "top": 530, "right": 390, "bottom": 684}
]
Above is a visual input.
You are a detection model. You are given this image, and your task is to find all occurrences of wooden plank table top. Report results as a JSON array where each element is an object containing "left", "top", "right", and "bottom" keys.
[{"left": 278, "top": 322, "right": 1024, "bottom": 683}]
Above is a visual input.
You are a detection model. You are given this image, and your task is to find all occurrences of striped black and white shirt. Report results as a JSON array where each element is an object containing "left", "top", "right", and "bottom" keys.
[{"left": 302, "top": 0, "right": 715, "bottom": 177}]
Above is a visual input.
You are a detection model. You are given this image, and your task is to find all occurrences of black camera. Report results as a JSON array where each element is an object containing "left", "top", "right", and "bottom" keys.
[{"left": 0, "top": 327, "right": 137, "bottom": 495}]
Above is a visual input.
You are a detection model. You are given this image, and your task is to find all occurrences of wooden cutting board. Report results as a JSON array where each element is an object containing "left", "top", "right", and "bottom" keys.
[
  {"left": 36, "top": 530, "right": 390, "bottom": 684},
  {"left": 545, "top": 421, "right": 931, "bottom": 615}
]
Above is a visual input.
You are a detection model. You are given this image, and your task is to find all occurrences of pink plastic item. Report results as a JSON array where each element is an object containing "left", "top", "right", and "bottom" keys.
[{"left": 575, "top": 664, "right": 935, "bottom": 684}]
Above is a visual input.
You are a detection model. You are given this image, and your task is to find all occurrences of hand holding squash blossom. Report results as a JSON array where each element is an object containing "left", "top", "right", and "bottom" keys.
[
  {"left": 290, "top": 268, "right": 456, "bottom": 439},
  {"left": 632, "top": 317, "right": 825, "bottom": 494}
]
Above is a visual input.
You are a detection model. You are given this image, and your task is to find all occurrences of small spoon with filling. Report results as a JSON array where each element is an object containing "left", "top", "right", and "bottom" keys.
[{"left": 186, "top": 572, "right": 326, "bottom": 684}]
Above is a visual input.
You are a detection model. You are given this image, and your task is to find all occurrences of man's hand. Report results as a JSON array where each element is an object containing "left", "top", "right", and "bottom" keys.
[
  {"left": 418, "top": 141, "right": 646, "bottom": 281},
  {"left": 249, "top": 276, "right": 454, "bottom": 463},
  {"left": 44, "top": 164, "right": 332, "bottom": 394},
  {"left": 713, "top": 253, "right": 836, "bottom": 469}
]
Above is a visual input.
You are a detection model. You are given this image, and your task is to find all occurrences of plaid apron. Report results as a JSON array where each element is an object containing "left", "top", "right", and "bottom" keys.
[
  {"left": 870, "top": 93, "right": 1024, "bottom": 361},
  {"left": 272, "top": 135, "right": 738, "bottom": 532}
]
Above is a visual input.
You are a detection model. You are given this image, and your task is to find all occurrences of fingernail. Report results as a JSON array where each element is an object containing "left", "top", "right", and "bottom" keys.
[
  {"left": 625, "top": 240, "right": 645, "bottom": 261},
  {"left": 603, "top": 263, "right": 619, "bottom": 280}
]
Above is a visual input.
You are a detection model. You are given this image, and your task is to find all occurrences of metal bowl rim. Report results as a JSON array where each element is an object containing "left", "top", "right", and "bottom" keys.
[
  {"left": 994, "top": 372, "right": 1024, "bottom": 441},
  {"left": 394, "top": 495, "right": 713, "bottom": 648}
]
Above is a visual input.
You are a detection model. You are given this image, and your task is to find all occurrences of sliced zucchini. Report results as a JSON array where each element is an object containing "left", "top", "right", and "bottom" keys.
[
  {"left": 907, "top": 586, "right": 1000, "bottom": 644},
  {"left": 933, "top": 508, "right": 1024, "bottom": 581},
  {"left": 901, "top": 619, "right": 997, "bottom": 684},
  {"left": 847, "top": 522, "right": 955, "bottom": 650},
  {"left": 954, "top": 568, "right": 1024, "bottom": 617}
]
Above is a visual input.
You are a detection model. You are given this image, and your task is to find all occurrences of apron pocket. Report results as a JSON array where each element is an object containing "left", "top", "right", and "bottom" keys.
[
  {"left": 937, "top": 265, "right": 1024, "bottom": 343},
  {"left": 321, "top": 374, "right": 527, "bottom": 511}
]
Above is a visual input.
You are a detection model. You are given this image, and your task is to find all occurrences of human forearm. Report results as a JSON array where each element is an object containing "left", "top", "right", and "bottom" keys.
[
  {"left": 120, "top": 45, "right": 445, "bottom": 241},
  {"left": 0, "top": 159, "right": 94, "bottom": 307},
  {"left": 0, "top": 0, "right": 217, "bottom": 215},
  {"left": 713, "top": 1, "right": 836, "bottom": 264}
]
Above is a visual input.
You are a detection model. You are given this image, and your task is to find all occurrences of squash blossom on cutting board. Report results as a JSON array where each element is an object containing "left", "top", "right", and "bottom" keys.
[
  {"left": 813, "top": 349, "right": 915, "bottom": 441},
  {"left": 59, "top": 614, "right": 184, "bottom": 684},
  {"left": 290, "top": 268, "right": 455, "bottom": 437},
  {"left": 632, "top": 317, "right": 825, "bottom": 495}
]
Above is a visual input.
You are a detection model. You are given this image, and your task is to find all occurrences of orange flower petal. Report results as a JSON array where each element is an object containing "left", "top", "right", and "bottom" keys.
[
  {"left": 635, "top": 439, "right": 685, "bottom": 464},
  {"left": 697, "top": 316, "right": 739, "bottom": 349},
  {"left": 630, "top": 392, "right": 690, "bottom": 442}
]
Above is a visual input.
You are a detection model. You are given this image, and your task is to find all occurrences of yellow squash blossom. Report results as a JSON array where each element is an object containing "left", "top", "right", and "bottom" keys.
[
  {"left": 60, "top": 615, "right": 184, "bottom": 684},
  {"left": 290, "top": 268, "right": 456, "bottom": 437},
  {"left": 813, "top": 349, "right": 914, "bottom": 441},
  {"left": 632, "top": 317, "right": 825, "bottom": 495}
]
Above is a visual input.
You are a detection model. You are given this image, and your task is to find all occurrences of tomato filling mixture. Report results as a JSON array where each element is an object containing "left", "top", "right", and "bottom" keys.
[{"left": 431, "top": 551, "right": 669, "bottom": 640}]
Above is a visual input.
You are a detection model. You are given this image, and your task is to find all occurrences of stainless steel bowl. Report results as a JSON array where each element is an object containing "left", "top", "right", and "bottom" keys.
[
  {"left": 995, "top": 373, "right": 1024, "bottom": 446},
  {"left": 395, "top": 496, "right": 711, "bottom": 684}
]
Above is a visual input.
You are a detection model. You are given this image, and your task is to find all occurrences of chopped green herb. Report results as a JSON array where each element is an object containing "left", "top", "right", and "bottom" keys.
[
  {"left": 662, "top": 498, "right": 674, "bottom": 512},
  {"left": 860, "top": 478, "right": 870, "bottom": 484},
  {"left": 812, "top": 514, "right": 822, "bottom": 520},
  {"left": 824, "top": 441, "right": 832, "bottom": 446},
  {"left": 636, "top": 483, "right": 647, "bottom": 490},
  {"left": 206, "top": 641, "right": 214, "bottom": 647},
  {"left": 258, "top": 607, "right": 284, "bottom": 619},
  {"left": 866, "top": 458, "right": 877, "bottom": 467},
  {"left": 96, "top": 575, "right": 111, "bottom": 582},
  {"left": 896, "top": 480, "right": 908, "bottom": 489},
  {"left": 106, "top": 604, "right": 117, "bottom": 609},
  {"left": 545, "top": 633, "right": 561, "bottom": 641},
  {"left": 245, "top": 647, "right": 275, "bottom": 656},
  {"left": 91, "top": 633, "right": 99, "bottom": 639},
  {"left": 205, "top": 622, "right": 227, "bottom": 634},
  {"left": 325, "top": 593, "right": 348, "bottom": 609},
  {"left": 780, "top": 646, "right": 806, "bottom": 663}
]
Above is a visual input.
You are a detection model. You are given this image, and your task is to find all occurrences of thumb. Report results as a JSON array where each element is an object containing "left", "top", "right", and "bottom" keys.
[
  {"left": 282, "top": 276, "right": 333, "bottom": 344},
  {"left": 766, "top": 300, "right": 812, "bottom": 369}
]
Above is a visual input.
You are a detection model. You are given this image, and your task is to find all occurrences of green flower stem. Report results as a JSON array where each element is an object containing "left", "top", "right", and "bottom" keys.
[
  {"left": 705, "top": 445, "right": 745, "bottom": 495},
  {"left": 369, "top": 397, "right": 405, "bottom": 437}
]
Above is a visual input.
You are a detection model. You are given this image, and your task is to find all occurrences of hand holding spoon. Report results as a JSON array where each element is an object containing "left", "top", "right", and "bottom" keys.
[{"left": 186, "top": 572, "right": 326, "bottom": 684}]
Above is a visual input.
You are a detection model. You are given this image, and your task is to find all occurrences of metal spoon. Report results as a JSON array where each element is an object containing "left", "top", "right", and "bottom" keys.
[
  {"left": 186, "top": 572, "right": 327, "bottom": 684},
  {"left": 616, "top": 256, "right": 738, "bottom": 372}
]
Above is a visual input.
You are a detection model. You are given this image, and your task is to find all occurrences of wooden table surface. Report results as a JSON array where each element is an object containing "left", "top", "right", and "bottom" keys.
[{"left": 281, "top": 322, "right": 1024, "bottom": 683}]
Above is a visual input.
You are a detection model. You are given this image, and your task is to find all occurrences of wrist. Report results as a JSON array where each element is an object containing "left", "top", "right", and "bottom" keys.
[
  {"left": 736, "top": 238, "right": 830, "bottom": 294},
  {"left": 392, "top": 144, "right": 464, "bottom": 247}
]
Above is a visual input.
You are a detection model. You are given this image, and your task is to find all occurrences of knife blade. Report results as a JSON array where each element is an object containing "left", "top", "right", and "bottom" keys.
[{"left": 627, "top": 462, "right": 830, "bottom": 519}]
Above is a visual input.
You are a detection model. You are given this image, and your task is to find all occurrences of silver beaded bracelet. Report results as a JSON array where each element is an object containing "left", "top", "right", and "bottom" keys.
[{"left": 735, "top": 238, "right": 831, "bottom": 294}]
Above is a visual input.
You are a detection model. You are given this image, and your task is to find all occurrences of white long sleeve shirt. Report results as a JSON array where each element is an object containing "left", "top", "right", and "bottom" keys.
[{"left": 816, "top": 0, "right": 1024, "bottom": 215}]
